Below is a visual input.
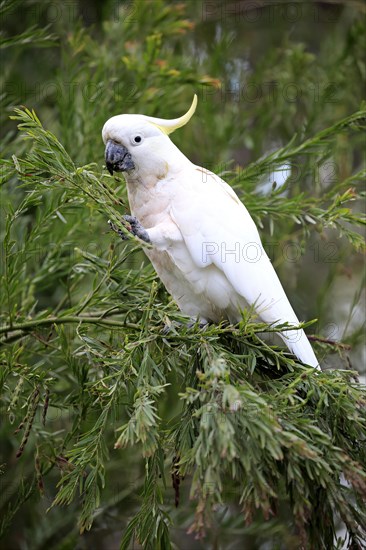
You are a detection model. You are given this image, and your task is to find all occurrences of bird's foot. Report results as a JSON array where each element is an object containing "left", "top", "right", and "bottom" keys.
[
  {"left": 108, "top": 219, "right": 128, "bottom": 240},
  {"left": 123, "top": 215, "right": 151, "bottom": 243},
  {"left": 108, "top": 215, "right": 151, "bottom": 243},
  {"left": 187, "top": 320, "right": 209, "bottom": 330},
  {"left": 162, "top": 319, "right": 209, "bottom": 334}
]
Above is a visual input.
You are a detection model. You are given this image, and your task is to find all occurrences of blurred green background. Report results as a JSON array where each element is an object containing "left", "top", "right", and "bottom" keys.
[{"left": 1, "top": 0, "right": 365, "bottom": 548}]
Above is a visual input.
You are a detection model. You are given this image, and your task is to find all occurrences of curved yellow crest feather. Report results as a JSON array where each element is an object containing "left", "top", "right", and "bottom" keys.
[{"left": 144, "top": 94, "right": 197, "bottom": 135}]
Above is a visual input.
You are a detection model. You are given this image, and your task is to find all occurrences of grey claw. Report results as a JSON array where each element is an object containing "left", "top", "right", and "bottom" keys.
[
  {"left": 162, "top": 320, "right": 209, "bottom": 334},
  {"left": 122, "top": 215, "right": 151, "bottom": 243},
  {"left": 187, "top": 320, "right": 209, "bottom": 330},
  {"left": 162, "top": 324, "right": 172, "bottom": 335},
  {"left": 108, "top": 219, "right": 129, "bottom": 240},
  {"left": 108, "top": 217, "right": 151, "bottom": 243}
]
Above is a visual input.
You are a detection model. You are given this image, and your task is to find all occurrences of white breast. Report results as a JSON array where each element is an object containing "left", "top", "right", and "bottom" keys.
[{"left": 145, "top": 245, "right": 247, "bottom": 323}]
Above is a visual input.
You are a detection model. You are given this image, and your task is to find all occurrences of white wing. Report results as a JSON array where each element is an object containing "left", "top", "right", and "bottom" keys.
[{"left": 170, "top": 166, "right": 319, "bottom": 368}]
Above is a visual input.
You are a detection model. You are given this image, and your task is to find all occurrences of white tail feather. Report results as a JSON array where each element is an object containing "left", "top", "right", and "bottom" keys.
[{"left": 280, "top": 329, "right": 320, "bottom": 369}]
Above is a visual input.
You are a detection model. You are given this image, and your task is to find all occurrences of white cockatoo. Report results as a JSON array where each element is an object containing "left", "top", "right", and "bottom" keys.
[{"left": 102, "top": 95, "right": 319, "bottom": 369}]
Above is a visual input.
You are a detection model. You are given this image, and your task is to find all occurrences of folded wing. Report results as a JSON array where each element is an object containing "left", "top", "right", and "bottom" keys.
[{"left": 171, "top": 166, "right": 319, "bottom": 368}]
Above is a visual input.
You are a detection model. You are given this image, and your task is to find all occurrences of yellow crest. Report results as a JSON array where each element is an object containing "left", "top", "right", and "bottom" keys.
[{"left": 144, "top": 94, "right": 197, "bottom": 135}]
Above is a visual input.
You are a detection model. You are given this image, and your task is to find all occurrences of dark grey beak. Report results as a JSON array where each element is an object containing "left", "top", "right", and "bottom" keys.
[{"left": 105, "top": 140, "right": 135, "bottom": 175}]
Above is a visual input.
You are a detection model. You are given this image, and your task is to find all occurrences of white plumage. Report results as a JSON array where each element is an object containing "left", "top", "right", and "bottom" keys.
[{"left": 102, "top": 95, "right": 319, "bottom": 369}]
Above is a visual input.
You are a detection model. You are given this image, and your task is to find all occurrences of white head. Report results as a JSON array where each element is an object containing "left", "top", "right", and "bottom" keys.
[{"left": 102, "top": 95, "right": 197, "bottom": 180}]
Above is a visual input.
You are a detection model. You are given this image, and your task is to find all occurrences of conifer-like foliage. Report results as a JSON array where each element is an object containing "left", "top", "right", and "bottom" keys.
[{"left": 1, "top": 1, "right": 365, "bottom": 548}]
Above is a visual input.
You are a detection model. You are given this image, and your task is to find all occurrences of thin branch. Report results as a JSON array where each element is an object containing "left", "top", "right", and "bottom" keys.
[
  {"left": 308, "top": 335, "right": 352, "bottom": 350},
  {"left": 0, "top": 315, "right": 139, "bottom": 336}
]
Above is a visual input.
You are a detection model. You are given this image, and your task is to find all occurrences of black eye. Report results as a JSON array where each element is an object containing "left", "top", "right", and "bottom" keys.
[{"left": 133, "top": 135, "right": 142, "bottom": 144}]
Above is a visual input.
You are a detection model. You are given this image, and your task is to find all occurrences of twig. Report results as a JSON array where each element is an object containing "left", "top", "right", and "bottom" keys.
[
  {"left": 0, "top": 315, "right": 140, "bottom": 339},
  {"left": 308, "top": 335, "right": 351, "bottom": 350}
]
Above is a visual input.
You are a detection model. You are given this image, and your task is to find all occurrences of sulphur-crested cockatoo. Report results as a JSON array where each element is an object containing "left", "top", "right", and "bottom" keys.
[{"left": 102, "top": 95, "right": 319, "bottom": 369}]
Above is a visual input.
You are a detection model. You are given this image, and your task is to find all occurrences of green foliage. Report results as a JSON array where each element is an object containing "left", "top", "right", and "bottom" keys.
[{"left": 1, "top": 1, "right": 365, "bottom": 549}]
